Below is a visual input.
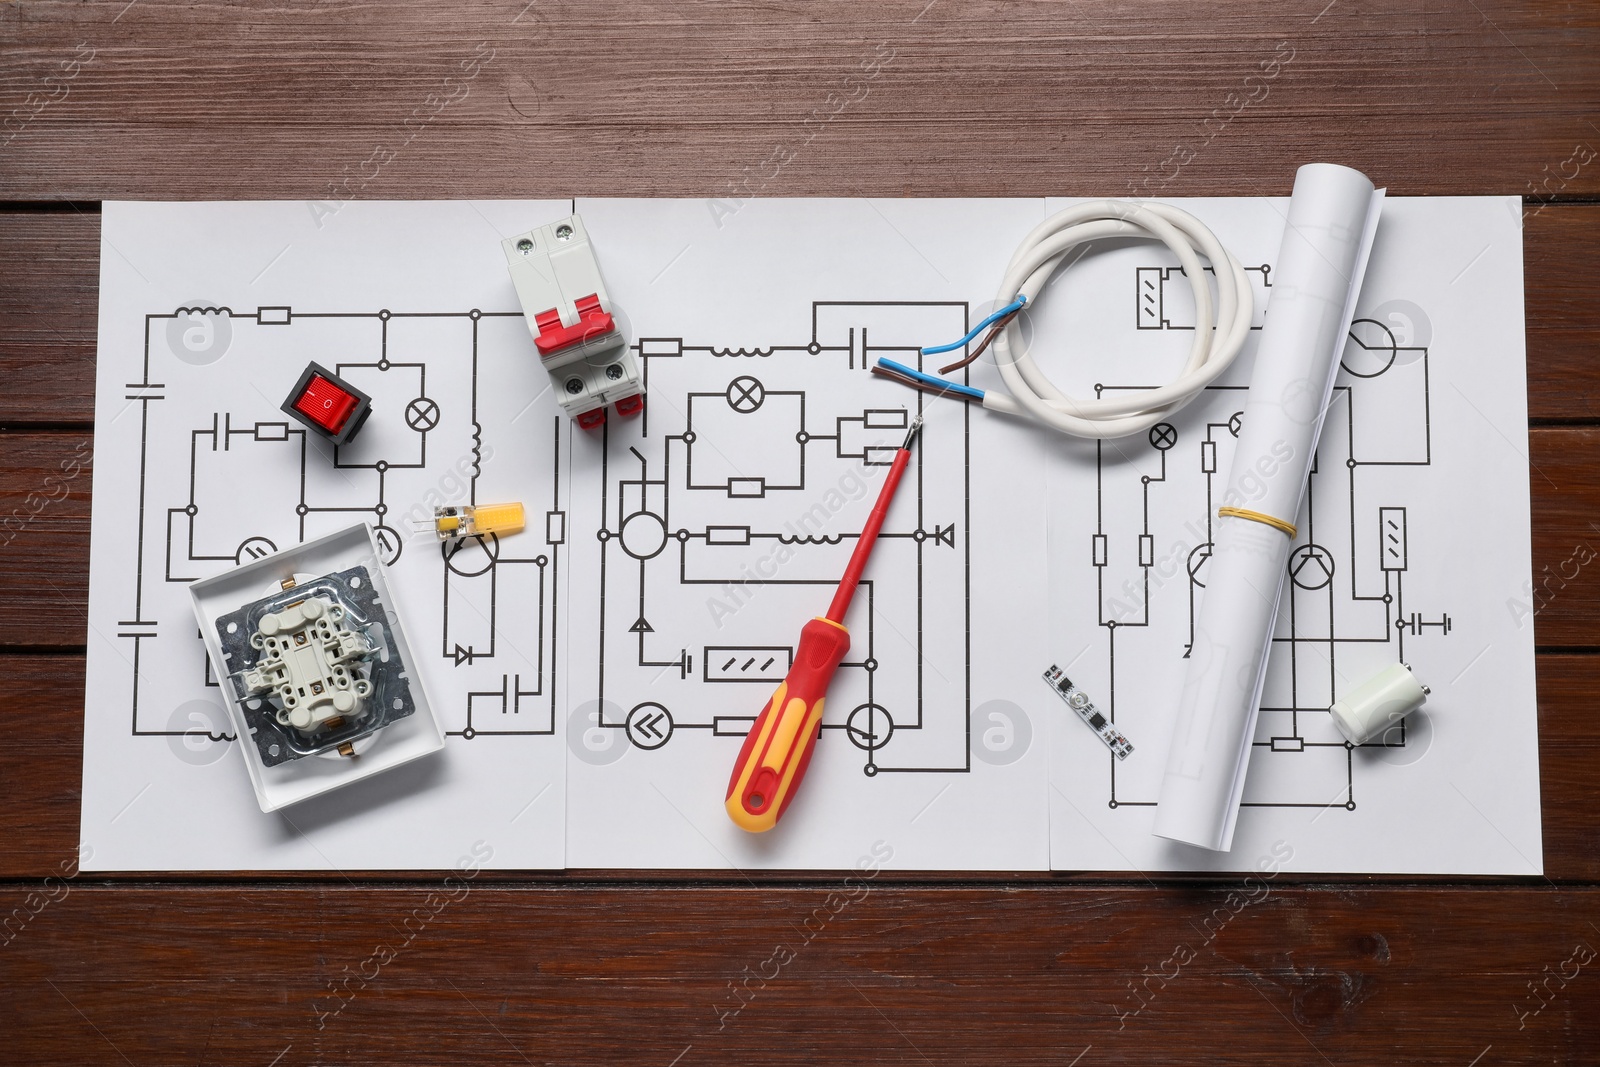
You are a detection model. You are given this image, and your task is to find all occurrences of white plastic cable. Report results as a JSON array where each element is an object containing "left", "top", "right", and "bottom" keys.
[{"left": 982, "top": 200, "right": 1254, "bottom": 439}]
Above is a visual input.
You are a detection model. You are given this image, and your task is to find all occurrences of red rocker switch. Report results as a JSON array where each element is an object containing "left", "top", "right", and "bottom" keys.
[{"left": 282, "top": 362, "right": 373, "bottom": 446}]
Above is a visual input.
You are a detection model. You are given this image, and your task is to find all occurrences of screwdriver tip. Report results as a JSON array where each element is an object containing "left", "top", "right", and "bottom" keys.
[{"left": 903, "top": 414, "right": 924, "bottom": 450}]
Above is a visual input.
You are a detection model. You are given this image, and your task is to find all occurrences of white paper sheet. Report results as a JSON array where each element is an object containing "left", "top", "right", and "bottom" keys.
[
  {"left": 560, "top": 199, "right": 1052, "bottom": 870},
  {"left": 82, "top": 196, "right": 1538, "bottom": 874},
  {"left": 83, "top": 200, "right": 576, "bottom": 870},
  {"left": 1042, "top": 195, "right": 1539, "bottom": 874}
]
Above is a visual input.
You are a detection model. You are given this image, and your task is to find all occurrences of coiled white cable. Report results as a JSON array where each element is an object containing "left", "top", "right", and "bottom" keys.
[{"left": 877, "top": 200, "right": 1253, "bottom": 440}]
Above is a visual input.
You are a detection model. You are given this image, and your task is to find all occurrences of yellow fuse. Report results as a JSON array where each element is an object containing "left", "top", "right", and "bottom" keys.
[{"left": 426, "top": 503, "right": 525, "bottom": 542}]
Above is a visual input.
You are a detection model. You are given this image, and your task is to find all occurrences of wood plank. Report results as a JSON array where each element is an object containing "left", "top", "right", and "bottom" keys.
[
  {"left": 0, "top": 432, "right": 92, "bottom": 647},
  {"left": 1537, "top": 655, "right": 1600, "bottom": 879},
  {"left": 1528, "top": 428, "right": 1600, "bottom": 647},
  {"left": 1525, "top": 205, "right": 1600, "bottom": 422},
  {"left": 1, "top": 1, "right": 1597, "bottom": 200},
  {"left": 0, "top": 211, "right": 98, "bottom": 426},
  {"left": 4, "top": 884, "right": 1597, "bottom": 1064},
  {"left": 1, "top": 204, "right": 1598, "bottom": 426},
  {"left": 0, "top": 656, "right": 83, "bottom": 876},
  {"left": 5, "top": 642, "right": 1596, "bottom": 880}
]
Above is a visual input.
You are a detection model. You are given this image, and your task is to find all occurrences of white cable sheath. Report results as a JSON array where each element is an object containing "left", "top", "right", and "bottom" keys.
[
  {"left": 1153, "top": 164, "right": 1385, "bottom": 852},
  {"left": 985, "top": 200, "right": 1255, "bottom": 439}
]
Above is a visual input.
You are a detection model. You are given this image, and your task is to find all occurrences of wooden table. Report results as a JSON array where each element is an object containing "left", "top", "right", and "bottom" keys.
[{"left": 3, "top": 3, "right": 1598, "bottom": 1063}]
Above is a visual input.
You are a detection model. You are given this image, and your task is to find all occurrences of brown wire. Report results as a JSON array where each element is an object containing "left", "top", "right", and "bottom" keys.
[
  {"left": 869, "top": 364, "right": 981, "bottom": 402},
  {"left": 937, "top": 309, "right": 1022, "bottom": 375}
]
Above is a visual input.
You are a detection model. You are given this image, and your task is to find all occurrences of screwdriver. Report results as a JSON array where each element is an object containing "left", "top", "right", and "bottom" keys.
[{"left": 725, "top": 415, "right": 924, "bottom": 832}]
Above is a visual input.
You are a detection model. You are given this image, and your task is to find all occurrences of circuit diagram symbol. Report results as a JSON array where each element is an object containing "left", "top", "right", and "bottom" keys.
[
  {"left": 1083, "top": 272, "right": 1455, "bottom": 814},
  {"left": 571, "top": 301, "right": 977, "bottom": 777},
  {"left": 117, "top": 305, "right": 568, "bottom": 752},
  {"left": 1136, "top": 264, "right": 1273, "bottom": 331}
]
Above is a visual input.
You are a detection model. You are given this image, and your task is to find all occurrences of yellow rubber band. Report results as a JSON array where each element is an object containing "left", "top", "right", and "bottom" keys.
[{"left": 1217, "top": 506, "right": 1297, "bottom": 539}]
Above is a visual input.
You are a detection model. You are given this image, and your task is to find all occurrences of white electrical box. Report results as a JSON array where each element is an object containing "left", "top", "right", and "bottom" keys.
[
  {"left": 189, "top": 523, "right": 445, "bottom": 812},
  {"left": 502, "top": 213, "right": 643, "bottom": 429}
]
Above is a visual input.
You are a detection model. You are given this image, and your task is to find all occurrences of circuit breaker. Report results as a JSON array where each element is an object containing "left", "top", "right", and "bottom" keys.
[{"left": 502, "top": 214, "right": 643, "bottom": 429}]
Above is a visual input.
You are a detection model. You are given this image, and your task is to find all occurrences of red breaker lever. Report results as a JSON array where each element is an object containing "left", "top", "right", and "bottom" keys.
[{"left": 725, "top": 416, "right": 923, "bottom": 832}]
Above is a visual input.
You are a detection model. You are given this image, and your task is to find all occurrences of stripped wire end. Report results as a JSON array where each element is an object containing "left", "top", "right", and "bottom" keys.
[
  {"left": 872, "top": 366, "right": 957, "bottom": 400},
  {"left": 938, "top": 306, "right": 1023, "bottom": 375},
  {"left": 902, "top": 414, "right": 925, "bottom": 450},
  {"left": 871, "top": 359, "right": 985, "bottom": 403},
  {"left": 919, "top": 294, "right": 1027, "bottom": 357}
]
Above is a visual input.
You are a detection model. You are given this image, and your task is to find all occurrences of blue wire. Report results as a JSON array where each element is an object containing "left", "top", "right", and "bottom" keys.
[
  {"left": 875, "top": 358, "right": 986, "bottom": 401},
  {"left": 919, "top": 294, "right": 1027, "bottom": 356}
]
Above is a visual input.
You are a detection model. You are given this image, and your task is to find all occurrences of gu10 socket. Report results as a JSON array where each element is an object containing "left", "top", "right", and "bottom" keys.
[{"left": 1329, "top": 662, "right": 1431, "bottom": 746}]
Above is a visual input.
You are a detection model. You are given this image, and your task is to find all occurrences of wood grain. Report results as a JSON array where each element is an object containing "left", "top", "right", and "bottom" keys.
[
  {"left": 0, "top": 210, "right": 99, "bottom": 427},
  {"left": 1525, "top": 206, "right": 1600, "bottom": 423},
  {"left": 1526, "top": 428, "right": 1600, "bottom": 647},
  {"left": 6, "top": 884, "right": 1599, "bottom": 1066},
  {"left": 1535, "top": 655, "right": 1600, "bottom": 879},
  {"left": 0, "top": 656, "right": 84, "bottom": 876},
  {"left": 1, "top": 1, "right": 1597, "bottom": 201},
  {"left": 3, "top": 1, "right": 1598, "bottom": 1062},
  {"left": 0, "top": 432, "right": 92, "bottom": 647}
]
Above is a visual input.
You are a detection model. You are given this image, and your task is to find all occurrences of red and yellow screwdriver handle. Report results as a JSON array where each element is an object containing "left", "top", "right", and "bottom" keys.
[
  {"left": 723, "top": 416, "right": 920, "bottom": 833},
  {"left": 725, "top": 616, "right": 851, "bottom": 833}
]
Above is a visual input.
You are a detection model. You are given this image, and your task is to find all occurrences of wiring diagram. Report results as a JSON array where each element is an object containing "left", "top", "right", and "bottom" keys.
[
  {"left": 1071, "top": 267, "right": 1450, "bottom": 813},
  {"left": 567, "top": 301, "right": 978, "bottom": 776},
  {"left": 113, "top": 306, "right": 565, "bottom": 750}
]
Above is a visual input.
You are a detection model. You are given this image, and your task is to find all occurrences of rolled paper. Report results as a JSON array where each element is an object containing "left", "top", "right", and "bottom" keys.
[{"left": 1153, "top": 163, "right": 1385, "bottom": 852}]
